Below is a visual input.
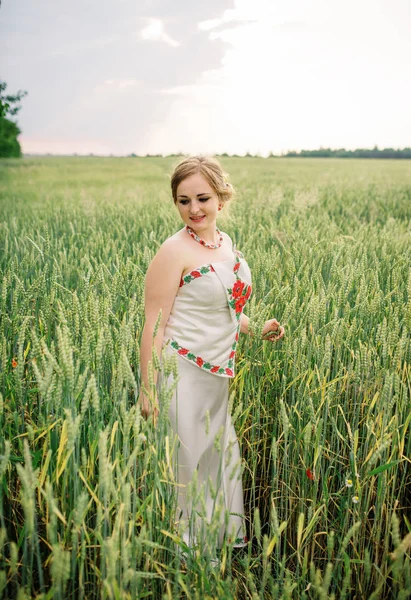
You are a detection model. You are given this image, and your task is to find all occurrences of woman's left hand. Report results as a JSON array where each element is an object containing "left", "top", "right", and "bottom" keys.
[{"left": 262, "top": 318, "right": 285, "bottom": 342}]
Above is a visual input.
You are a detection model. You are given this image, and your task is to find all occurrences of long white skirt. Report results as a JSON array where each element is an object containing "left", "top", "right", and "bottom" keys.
[{"left": 158, "top": 347, "right": 246, "bottom": 549}]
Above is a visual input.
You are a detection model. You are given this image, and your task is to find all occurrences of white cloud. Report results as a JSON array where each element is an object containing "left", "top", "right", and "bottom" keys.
[
  {"left": 140, "top": 18, "right": 181, "bottom": 47},
  {"left": 140, "top": 0, "right": 411, "bottom": 156},
  {"left": 158, "top": 82, "right": 220, "bottom": 95},
  {"left": 198, "top": 18, "right": 225, "bottom": 31},
  {"left": 9, "top": 0, "right": 411, "bottom": 156},
  {"left": 198, "top": 0, "right": 309, "bottom": 32},
  {"left": 3, "top": 0, "right": 232, "bottom": 156}
]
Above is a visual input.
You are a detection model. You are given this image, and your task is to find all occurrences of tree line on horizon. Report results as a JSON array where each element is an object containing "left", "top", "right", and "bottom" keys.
[
  {"left": 281, "top": 146, "right": 411, "bottom": 159},
  {"left": 131, "top": 147, "right": 411, "bottom": 159}
]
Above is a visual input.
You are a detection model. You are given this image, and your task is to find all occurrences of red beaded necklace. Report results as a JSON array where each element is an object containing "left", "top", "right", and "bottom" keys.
[{"left": 185, "top": 225, "right": 223, "bottom": 249}]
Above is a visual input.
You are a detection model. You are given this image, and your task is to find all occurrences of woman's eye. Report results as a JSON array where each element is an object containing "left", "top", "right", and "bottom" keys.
[
  {"left": 199, "top": 197, "right": 209, "bottom": 202},
  {"left": 179, "top": 200, "right": 189, "bottom": 205}
]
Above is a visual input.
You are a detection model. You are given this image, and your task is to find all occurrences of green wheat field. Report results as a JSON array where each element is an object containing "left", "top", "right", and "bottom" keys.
[{"left": 0, "top": 156, "right": 410, "bottom": 599}]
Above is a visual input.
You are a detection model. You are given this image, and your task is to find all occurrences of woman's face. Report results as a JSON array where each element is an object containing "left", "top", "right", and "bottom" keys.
[{"left": 175, "top": 172, "right": 220, "bottom": 231}]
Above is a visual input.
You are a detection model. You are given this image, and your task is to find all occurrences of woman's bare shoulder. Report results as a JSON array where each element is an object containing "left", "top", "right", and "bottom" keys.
[
  {"left": 149, "top": 231, "right": 187, "bottom": 267},
  {"left": 163, "top": 228, "right": 186, "bottom": 243}
]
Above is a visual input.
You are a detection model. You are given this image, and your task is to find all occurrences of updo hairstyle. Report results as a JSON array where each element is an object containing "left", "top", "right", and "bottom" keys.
[{"left": 170, "top": 155, "right": 235, "bottom": 207}]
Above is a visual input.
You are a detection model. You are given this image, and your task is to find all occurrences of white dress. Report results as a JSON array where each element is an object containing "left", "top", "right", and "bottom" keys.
[{"left": 158, "top": 245, "right": 252, "bottom": 548}]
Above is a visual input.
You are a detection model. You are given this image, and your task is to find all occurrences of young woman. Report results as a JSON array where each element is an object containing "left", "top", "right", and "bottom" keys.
[{"left": 138, "top": 155, "right": 285, "bottom": 549}]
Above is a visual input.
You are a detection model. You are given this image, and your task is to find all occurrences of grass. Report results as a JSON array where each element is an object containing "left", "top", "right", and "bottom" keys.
[{"left": 0, "top": 156, "right": 410, "bottom": 599}]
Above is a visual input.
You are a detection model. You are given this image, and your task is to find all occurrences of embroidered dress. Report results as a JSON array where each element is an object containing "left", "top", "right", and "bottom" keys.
[{"left": 158, "top": 245, "right": 252, "bottom": 548}]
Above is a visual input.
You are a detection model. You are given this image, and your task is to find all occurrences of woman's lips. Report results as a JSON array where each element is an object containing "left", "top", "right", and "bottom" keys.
[{"left": 190, "top": 215, "right": 205, "bottom": 222}]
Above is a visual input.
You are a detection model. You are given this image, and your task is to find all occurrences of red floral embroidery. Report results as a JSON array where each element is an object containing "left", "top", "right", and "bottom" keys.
[
  {"left": 180, "top": 264, "right": 215, "bottom": 287},
  {"left": 227, "top": 253, "right": 252, "bottom": 321},
  {"left": 235, "top": 296, "right": 247, "bottom": 313},
  {"left": 171, "top": 341, "right": 231, "bottom": 376},
  {"left": 232, "top": 280, "right": 245, "bottom": 298},
  {"left": 171, "top": 250, "right": 250, "bottom": 377}
]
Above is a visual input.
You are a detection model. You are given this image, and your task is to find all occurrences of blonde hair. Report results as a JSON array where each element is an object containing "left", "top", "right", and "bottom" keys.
[{"left": 170, "top": 155, "right": 235, "bottom": 206}]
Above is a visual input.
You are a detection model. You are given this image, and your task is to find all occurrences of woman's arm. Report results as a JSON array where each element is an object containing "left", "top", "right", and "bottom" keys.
[
  {"left": 240, "top": 313, "right": 285, "bottom": 341},
  {"left": 240, "top": 313, "right": 250, "bottom": 334},
  {"left": 139, "top": 240, "right": 183, "bottom": 417}
]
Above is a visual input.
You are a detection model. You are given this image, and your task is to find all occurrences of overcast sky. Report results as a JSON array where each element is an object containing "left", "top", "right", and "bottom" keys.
[{"left": 1, "top": 0, "right": 410, "bottom": 156}]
